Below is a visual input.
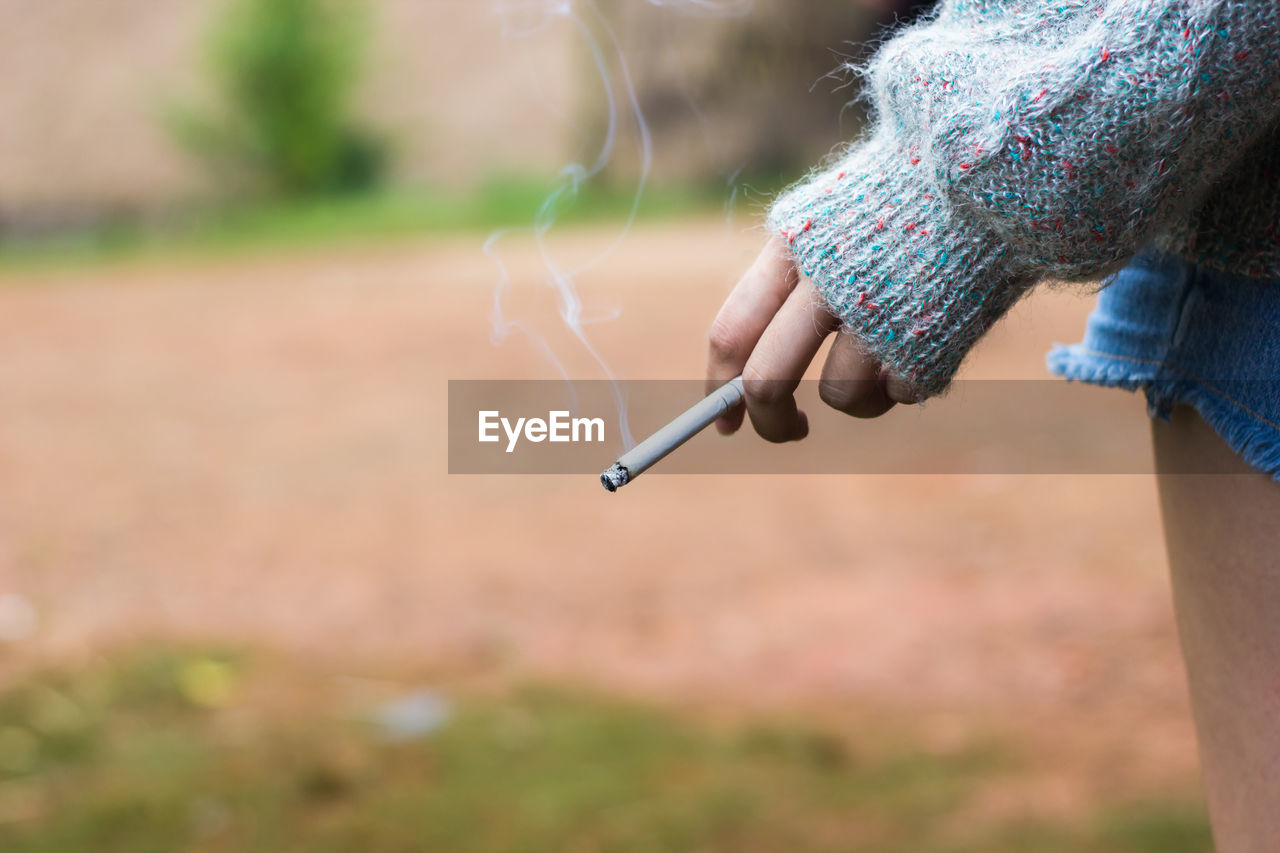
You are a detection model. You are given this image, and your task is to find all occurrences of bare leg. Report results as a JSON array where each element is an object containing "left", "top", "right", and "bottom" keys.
[{"left": 1152, "top": 406, "right": 1280, "bottom": 852}]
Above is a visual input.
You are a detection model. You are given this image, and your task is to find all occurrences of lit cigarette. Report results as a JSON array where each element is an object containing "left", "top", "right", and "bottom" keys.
[{"left": 600, "top": 377, "right": 745, "bottom": 492}]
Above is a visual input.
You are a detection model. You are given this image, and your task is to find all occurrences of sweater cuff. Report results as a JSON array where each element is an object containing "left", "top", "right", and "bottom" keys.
[{"left": 767, "top": 137, "right": 1033, "bottom": 397}]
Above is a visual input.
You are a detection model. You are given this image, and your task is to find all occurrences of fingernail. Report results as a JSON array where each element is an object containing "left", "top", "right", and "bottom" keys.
[{"left": 795, "top": 411, "right": 810, "bottom": 440}]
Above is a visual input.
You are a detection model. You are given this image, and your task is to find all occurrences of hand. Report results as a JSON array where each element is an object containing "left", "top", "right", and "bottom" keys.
[{"left": 705, "top": 236, "right": 918, "bottom": 441}]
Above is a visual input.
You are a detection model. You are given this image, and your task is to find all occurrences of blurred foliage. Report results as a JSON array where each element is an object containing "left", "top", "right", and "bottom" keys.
[
  {"left": 172, "top": 0, "right": 385, "bottom": 197},
  {"left": 0, "top": 649, "right": 1212, "bottom": 852},
  {"left": 590, "top": 0, "right": 883, "bottom": 184},
  {"left": 0, "top": 177, "right": 752, "bottom": 272}
]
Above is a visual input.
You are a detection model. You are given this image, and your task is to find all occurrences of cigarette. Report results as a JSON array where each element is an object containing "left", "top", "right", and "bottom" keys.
[{"left": 600, "top": 377, "right": 745, "bottom": 492}]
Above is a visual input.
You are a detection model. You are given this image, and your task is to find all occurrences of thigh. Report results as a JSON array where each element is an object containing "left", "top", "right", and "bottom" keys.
[{"left": 1153, "top": 406, "right": 1280, "bottom": 852}]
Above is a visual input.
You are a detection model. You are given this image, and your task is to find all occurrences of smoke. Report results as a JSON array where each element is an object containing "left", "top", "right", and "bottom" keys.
[{"left": 486, "top": 0, "right": 753, "bottom": 451}]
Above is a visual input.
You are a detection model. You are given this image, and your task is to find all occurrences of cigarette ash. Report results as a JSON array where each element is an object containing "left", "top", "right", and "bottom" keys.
[{"left": 600, "top": 463, "right": 630, "bottom": 492}]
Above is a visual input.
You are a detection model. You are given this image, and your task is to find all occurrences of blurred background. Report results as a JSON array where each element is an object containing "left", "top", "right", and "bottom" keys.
[{"left": 0, "top": 0, "right": 1211, "bottom": 850}]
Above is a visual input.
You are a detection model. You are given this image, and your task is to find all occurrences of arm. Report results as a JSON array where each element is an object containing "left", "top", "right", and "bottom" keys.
[{"left": 710, "top": 0, "right": 1280, "bottom": 437}]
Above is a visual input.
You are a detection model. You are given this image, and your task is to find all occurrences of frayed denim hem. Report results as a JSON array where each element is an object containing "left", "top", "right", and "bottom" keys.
[
  {"left": 1144, "top": 378, "right": 1280, "bottom": 482},
  {"left": 1047, "top": 344, "right": 1280, "bottom": 482},
  {"left": 1046, "top": 344, "right": 1158, "bottom": 391}
]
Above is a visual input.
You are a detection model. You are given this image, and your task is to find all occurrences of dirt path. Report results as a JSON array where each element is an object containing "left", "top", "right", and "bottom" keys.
[{"left": 0, "top": 221, "right": 1199, "bottom": 815}]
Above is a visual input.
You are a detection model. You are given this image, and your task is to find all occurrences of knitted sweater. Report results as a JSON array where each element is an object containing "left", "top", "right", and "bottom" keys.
[{"left": 768, "top": 0, "right": 1280, "bottom": 396}]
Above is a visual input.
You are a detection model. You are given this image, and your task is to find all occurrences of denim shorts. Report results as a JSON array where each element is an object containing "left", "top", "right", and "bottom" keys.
[{"left": 1047, "top": 246, "right": 1280, "bottom": 480}]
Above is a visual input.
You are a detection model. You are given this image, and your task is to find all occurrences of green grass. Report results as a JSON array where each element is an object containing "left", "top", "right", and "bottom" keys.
[
  {"left": 0, "top": 650, "right": 1212, "bottom": 852},
  {"left": 0, "top": 177, "right": 735, "bottom": 272}
]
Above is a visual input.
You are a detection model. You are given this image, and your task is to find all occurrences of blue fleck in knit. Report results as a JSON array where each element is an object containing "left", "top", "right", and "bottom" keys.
[{"left": 768, "top": 0, "right": 1280, "bottom": 396}]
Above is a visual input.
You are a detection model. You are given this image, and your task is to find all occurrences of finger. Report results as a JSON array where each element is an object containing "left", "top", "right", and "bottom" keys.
[
  {"left": 819, "top": 333, "right": 897, "bottom": 419},
  {"left": 884, "top": 370, "right": 925, "bottom": 405},
  {"left": 706, "top": 237, "right": 800, "bottom": 434},
  {"left": 741, "top": 281, "right": 840, "bottom": 443}
]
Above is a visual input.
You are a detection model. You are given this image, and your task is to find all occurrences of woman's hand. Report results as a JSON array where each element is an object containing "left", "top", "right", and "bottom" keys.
[{"left": 705, "top": 236, "right": 918, "bottom": 441}]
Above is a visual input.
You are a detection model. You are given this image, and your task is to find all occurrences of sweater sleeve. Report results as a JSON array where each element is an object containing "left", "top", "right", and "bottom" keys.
[{"left": 769, "top": 0, "right": 1280, "bottom": 396}]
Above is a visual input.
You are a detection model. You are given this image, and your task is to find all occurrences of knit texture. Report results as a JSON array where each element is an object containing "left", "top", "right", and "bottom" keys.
[{"left": 770, "top": 0, "right": 1280, "bottom": 396}]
